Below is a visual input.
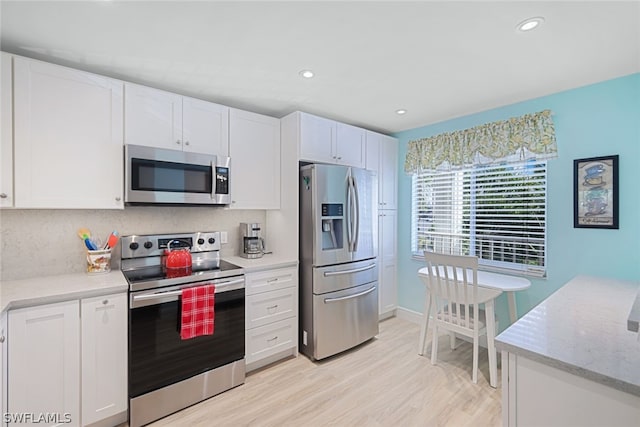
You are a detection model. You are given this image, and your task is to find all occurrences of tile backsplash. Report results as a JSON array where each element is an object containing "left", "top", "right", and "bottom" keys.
[{"left": 0, "top": 206, "right": 265, "bottom": 281}]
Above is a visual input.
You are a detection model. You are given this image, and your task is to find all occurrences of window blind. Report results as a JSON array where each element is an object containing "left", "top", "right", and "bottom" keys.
[{"left": 412, "top": 160, "right": 547, "bottom": 277}]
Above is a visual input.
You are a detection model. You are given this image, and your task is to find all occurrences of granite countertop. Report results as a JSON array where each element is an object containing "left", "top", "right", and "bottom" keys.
[
  {"left": 0, "top": 270, "right": 128, "bottom": 313},
  {"left": 496, "top": 275, "right": 640, "bottom": 397},
  {"left": 224, "top": 254, "right": 298, "bottom": 273}
]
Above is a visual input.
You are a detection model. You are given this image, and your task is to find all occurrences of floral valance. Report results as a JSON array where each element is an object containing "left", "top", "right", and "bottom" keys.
[{"left": 404, "top": 110, "right": 557, "bottom": 173}]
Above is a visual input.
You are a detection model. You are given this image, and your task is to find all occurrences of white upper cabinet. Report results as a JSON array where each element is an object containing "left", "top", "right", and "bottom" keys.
[
  {"left": 366, "top": 131, "right": 398, "bottom": 210},
  {"left": 182, "top": 96, "right": 229, "bottom": 156},
  {"left": 13, "top": 57, "right": 124, "bottom": 209},
  {"left": 299, "top": 112, "right": 335, "bottom": 164},
  {"left": 335, "top": 122, "right": 365, "bottom": 168},
  {"left": 1, "top": 52, "right": 13, "bottom": 208},
  {"left": 124, "top": 82, "right": 229, "bottom": 156},
  {"left": 298, "top": 112, "right": 365, "bottom": 168},
  {"left": 379, "top": 133, "right": 398, "bottom": 209},
  {"left": 124, "top": 83, "right": 181, "bottom": 150},
  {"left": 228, "top": 108, "right": 281, "bottom": 209}
]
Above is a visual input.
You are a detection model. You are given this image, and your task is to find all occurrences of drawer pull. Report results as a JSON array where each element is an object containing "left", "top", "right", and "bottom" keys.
[
  {"left": 267, "top": 304, "right": 279, "bottom": 310},
  {"left": 267, "top": 278, "right": 279, "bottom": 283},
  {"left": 267, "top": 336, "right": 278, "bottom": 342}
]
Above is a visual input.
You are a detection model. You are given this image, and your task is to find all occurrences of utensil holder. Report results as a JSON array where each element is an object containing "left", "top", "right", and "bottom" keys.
[{"left": 87, "top": 249, "right": 111, "bottom": 274}]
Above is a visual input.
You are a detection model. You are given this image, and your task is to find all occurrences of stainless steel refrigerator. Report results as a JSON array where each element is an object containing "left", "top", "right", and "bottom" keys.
[{"left": 299, "top": 163, "right": 379, "bottom": 360}]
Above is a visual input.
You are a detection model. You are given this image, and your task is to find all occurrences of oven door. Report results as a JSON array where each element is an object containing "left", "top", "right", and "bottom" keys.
[
  {"left": 125, "top": 144, "right": 221, "bottom": 205},
  {"left": 128, "top": 277, "right": 245, "bottom": 398}
]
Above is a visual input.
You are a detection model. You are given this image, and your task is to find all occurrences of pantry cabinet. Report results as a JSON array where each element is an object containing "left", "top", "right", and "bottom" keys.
[
  {"left": 8, "top": 300, "right": 81, "bottom": 426},
  {"left": 0, "top": 52, "right": 12, "bottom": 208},
  {"left": 297, "top": 112, "right": 365, "bottom": 168},
  {"left": 13, "top": 57, "right": 124, "bottom": 209},
  {"left": 245, "top": 266, "right": 298, "bottom": 371},
  {"left": 366, "top": 130, "right": 398, "bottom": 319},
  {"left": 124, "top": 82, "right": 229, "bottom": 156},
  {"left": 81, "top": 294, "right": 127, "bottom": 427},
  {"left": 228, "top": 108, "right": 281, "bottom": 209},
  {"left": 5, "top": 293, "right": 127, "bottom": 427}
]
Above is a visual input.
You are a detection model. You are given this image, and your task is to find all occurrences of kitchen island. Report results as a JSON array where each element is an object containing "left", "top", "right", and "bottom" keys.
[{"left": 496, "top": 275, "right": 640, "bottom": 426}]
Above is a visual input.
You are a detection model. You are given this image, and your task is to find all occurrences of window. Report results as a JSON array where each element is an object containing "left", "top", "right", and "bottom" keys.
[{"left": 412, "top": 160, "right": 547, "bottom": 277}]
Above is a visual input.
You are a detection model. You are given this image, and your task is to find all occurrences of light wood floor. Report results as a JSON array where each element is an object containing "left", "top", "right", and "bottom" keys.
[{"left": 149, "top": 316, "right": 501, "bottom": 427}]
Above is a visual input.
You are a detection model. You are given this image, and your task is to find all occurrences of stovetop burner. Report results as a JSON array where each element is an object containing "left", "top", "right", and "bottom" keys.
[
  {"left": 123, "top": 259, "right": 241, "bottom": 284},
  {"left": 121, "top": 231, "right": 244, "bottom": 292}
]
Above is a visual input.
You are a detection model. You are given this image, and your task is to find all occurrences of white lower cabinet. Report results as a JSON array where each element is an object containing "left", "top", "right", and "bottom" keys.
[
  {"left": 81, "top": 294, "right": 127, "bottom": 427},
  {"left": 8, "top": 300, "right": 81, "bottom": 426},
  {"left": 378, "top": 209, "right": 398, "bottom": 319},
  {"left": 6, "top": 293, "right": 127, "bottom": 427},
  {"left": 245, "top": 266, "right": 298, "bottom": 372}
]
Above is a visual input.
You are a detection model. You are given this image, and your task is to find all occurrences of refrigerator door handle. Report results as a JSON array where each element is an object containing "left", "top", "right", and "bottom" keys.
[
  {"left": 323, "top": 286, "right": 376, "bottom": 303},
  {"left": 346, "top": 175, "right": 354, "bottom": 252},
  {"left": 352, "top": 175, "right": 360, "bottom": 252},
  {"left": 323, "top": 263, "right": 376, "bottom": 277}
]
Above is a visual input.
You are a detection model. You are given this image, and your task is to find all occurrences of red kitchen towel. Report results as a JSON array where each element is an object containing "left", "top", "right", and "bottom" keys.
[{"left": 180, "top": 284, "right": 215, "bottom": 340}]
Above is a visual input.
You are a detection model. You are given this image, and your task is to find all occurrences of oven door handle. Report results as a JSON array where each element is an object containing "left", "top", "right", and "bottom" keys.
[{"left": 131, "top": 277, "right": 245, "bottom": 308}]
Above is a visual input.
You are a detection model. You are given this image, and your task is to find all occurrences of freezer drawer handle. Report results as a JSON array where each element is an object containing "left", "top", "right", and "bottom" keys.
[
  {"left": 323, "top": 263, "right": 375, "bottom": 277},
  {"left": 324, "top": 286, "right": 375, "bottom": 303}
]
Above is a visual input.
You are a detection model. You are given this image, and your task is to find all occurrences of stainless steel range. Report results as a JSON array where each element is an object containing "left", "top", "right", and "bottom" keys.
[{"left": 121, "top": 231, "right": 245, "bottom": 427}]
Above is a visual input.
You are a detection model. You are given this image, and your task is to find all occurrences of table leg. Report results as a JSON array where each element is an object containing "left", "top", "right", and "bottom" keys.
[{"left": 507, "top": 291, "right": 517, "bottom": 324}]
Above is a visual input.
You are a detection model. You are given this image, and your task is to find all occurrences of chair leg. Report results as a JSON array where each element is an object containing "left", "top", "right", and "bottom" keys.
[
  {"left": 486, "top": 301, "right": 498, "bottom": 388},
  {"left": 472, "top": 330, "right": 479, "bottom": 384},
  {"left": 418, "top": 293, "right": 432, "bottom": 356},
  {"left": 430, "top": 323, "right": 439, "bottom": 365}
]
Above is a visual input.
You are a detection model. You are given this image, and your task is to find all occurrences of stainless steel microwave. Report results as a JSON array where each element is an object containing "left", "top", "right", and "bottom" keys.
[{"left": 125, "top": 144, "right": 231, "bottom": 205}]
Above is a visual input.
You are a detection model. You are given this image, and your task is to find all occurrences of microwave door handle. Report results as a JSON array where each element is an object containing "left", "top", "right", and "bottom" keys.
[{"left": 211, "top": 158, "right": 217, "bottom": 199}]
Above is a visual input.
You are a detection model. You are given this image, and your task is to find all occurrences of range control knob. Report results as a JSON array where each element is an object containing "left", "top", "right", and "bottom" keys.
[
  {"left": 208, "top": 237, "right": 215, "bottom": 244},
  {"left": 129, "top": 242, "right": 139, "bottom": 250},
  {"left": 197, "top": 238, "right": 205, "bottom": 245},
  {"left": 144, "top": 241, "right": 153, "bottom": 249}
]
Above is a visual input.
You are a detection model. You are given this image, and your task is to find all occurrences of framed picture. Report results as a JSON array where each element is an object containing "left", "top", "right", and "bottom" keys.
[{"left": 573, "top": 155, "right": 619, "bottom": 229}]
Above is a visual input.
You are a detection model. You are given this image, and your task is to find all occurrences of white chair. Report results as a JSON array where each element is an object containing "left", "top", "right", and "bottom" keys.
[{"left": 420, "top": 251, "right": 502, "bottom": 387}]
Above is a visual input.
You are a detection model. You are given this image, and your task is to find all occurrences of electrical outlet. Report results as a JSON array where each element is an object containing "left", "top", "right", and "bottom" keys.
[{"left": 220, "top": 231, "right": 228, "bottom": 244}]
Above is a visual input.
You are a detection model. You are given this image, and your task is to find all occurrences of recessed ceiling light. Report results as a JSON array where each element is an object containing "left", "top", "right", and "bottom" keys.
[
  {"left": 396, "top": 109, "right": 407, "bottom": 115},
  {"left": 299, "top": 70, "right": 314, "bottom": 79},
  {"left": 516, "top": 17, "right": 545, "bottom": 32}
]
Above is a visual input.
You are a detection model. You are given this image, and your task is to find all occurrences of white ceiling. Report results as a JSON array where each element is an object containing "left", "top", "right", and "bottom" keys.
[{"left": 1, "top": 1, "right": 639, "bottom": 134}]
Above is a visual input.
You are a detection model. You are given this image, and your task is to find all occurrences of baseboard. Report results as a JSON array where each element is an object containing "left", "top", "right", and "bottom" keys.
[{"left": 396, "top": 306, "right": 423, "bottom": 324}]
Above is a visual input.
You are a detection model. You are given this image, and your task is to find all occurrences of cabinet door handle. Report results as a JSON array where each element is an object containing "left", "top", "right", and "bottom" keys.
[
  {"left": 115, "top": 196, "right": 121, "bottom": 202},
  {"left": 176, "top": 140, "right": 181, "bottom": 145},
  {"left": 0, "top": 335, "right": 5, "bottom": 343},
  {"left": 185, "top": 141, "right": 190, "bottom": 146},
  {"left": 102, "top": 299, "right": 109, "bottom": 305},
  {"left": 0, "top": 193, "right": 7, "bottom": 199}
]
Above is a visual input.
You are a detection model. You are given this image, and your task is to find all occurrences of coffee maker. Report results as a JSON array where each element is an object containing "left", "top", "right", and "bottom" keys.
[{"left": 240, "top": 223, "right": 265, "bottom": 259}]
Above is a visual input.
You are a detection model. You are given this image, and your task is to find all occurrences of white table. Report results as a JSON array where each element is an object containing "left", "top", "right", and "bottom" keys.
[{"left": 417, "top": 266, "right": 531, "bottom": 355}]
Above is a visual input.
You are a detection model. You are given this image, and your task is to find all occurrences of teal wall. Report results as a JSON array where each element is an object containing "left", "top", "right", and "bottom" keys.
[{"left": 394, "top": 73, "right": 640, "bottom": 329}]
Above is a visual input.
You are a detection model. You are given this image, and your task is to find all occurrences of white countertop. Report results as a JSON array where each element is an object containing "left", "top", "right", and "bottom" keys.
[
  {"left": 0, "top": 255, "right": 298, "bottom": 313},
  {"left": 496, "top": 275, "right": 640, "bottom": 397},
  {"left": 225, "top": 254, "right": 298, "bottom": 273},
  {"left": 0, "top": 270, "right": 128, "bottom": 312}
]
